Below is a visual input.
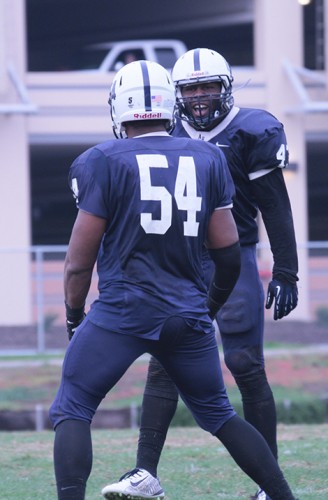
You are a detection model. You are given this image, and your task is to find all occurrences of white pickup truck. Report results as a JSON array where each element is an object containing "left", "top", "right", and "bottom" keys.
[{"left": 75, "top": 39, "right": 188, "bottom": 72}]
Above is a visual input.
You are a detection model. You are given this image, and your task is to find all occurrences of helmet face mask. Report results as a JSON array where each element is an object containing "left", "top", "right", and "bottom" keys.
[
  {"left": 178, "top": 88, "right": 231, "bottom": 130},
  {"left": 108, "top": 60, "right": 176, "bottom": 138},
  {"left": 172, "top": 48, "right": 234, "bottom": 131}
]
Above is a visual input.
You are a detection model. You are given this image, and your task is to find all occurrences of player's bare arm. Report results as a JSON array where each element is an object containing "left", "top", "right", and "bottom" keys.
[
  {"left": 205, "top": 208, "right": 241, "bottom": 318},
  {"left": 205, "top": 207, "right": 238, "bottom": 250},
  {"left": 64, "top": 209, "right": 107, "bottom": 309}
]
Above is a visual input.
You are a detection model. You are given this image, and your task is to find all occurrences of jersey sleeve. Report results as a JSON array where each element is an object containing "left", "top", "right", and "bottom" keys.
[
  {"left": 211, "top": 148, "right": 235, "bottom": 209},
  {"left": 252, "top": 168, "right": 298, "bottom": 279},
  {"left": 68, "top": 147, "right": 111, "bottom": 219},
  {"left": 246, "top": 112, "right": 289, "bottom": 181}
]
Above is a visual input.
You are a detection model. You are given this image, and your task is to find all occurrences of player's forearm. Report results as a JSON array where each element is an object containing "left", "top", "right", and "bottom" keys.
[
  {"left": 207, "top": 242, "right": 241, "bottom": 318},
  {"left": 64, "top": 266, "right": 92, "bottom": 309},
  {"left": 261, "top": 207, "right": 298, "bottom": 281},
  {"left": 262, "top": 200, "right": 298, "bottom": 280},
  {"left": 253, "top": 169, "right": 298, "bottom": 281}
]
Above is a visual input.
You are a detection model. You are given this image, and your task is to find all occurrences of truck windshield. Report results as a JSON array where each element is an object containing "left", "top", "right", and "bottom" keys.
[
  {"left": 154, "top": 48, "right": 179, "bottom": 69},
  {"left": 73, "top": 48, "right": 109, "bottom": 70}
]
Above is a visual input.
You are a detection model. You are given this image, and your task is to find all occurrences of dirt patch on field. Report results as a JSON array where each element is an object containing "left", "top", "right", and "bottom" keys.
[
  {"left": 1, "top": 350, "right": 328, "bottom": 431},
  {"left": 1, "top": 322, "right": 328, "bottom": 394},
  {"left": 0, "top": 320, "right": 327, "bottom": 426},
  {"left": 220, "top": 352, "right": 328, "bottom": 397}
]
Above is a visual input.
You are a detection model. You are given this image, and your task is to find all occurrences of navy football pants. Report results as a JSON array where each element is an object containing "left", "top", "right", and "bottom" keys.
[
  {"left": 49, "top": 316, "right": 235, "bottom": 434},
  {"left": 143, "top": 245, "right": 277, "bottom": 459}
]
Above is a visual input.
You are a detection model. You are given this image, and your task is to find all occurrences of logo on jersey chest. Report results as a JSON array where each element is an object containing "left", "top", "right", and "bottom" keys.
[{"left": 196, "top": 133, "right": 229, "bottom": 148}]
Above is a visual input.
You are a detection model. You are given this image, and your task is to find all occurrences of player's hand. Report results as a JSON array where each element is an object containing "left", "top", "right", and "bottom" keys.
[
  {"left": 265, "top": 279, "right": 298, "bottom": 320},
  {"left": 65, "top": 302, "right": 86, "bottom": 340}
]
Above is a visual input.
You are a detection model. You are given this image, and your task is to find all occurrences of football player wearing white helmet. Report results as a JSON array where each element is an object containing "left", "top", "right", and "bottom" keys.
[
  {"left": 173, "top": 47, "right": 234, "bottom": 129},
  {"left": 109, "top": 59, "right": 175, "bottom": 138},
  {"left": 105, "top": 49, "right": 299, "bottom": 500},
  {"left": 49, "top": 59, "right": 296, "bottom": 500}
]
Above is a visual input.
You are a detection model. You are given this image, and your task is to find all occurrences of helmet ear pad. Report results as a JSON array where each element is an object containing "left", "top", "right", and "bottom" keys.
[{"left": 108, "top": 60, "right": 176, "bottom": 138}]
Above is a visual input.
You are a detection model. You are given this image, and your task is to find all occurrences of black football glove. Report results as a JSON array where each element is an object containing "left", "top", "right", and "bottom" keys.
[
  {"left": 65, "top": 302, "right": 86, "bottom": 340},
  {"left": 265, "top": 279, "right": 298, "bottom": 320}
]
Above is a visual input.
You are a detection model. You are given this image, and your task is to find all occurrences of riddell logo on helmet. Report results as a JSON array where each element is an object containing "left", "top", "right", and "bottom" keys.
[
  {"left": 134, "top": 112, "right": 163, "bottom": 119},
  {"left": 191, "top": 71, "right": 206, "bottom": 77}
]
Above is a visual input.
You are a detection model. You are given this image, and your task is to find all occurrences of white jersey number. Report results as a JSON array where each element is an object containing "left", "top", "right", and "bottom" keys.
[
  {"left": 137, "top": 154, "right": 202, "bottom": 236},
  {"left": 276, "top": 143, "right": 288, "bottom": 167}
]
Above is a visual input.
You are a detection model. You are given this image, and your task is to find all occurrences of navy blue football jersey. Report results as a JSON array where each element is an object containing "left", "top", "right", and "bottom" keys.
[
  {"left": 173, "top": 106, "right": 289, "bottom": 245},
  {"left": 68, "top": 133, "right": 235, "bottom": 338}
]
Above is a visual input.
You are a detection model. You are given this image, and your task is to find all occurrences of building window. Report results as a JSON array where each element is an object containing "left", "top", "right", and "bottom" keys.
[
  {"left": 30, "top": 145, "right": 91, "bottom": 246},
  {"left": 303, "top": 0, "right": 325, "bottom": 70},
  {"left": 306, "top": 138, "right": 328, "bottom": 253}
]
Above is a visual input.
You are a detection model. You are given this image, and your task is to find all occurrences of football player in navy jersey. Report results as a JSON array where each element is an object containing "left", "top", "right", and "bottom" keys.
[
  {"left": 103, "top": 50, "right": 299, "bottom": 500},
  {"left": 49, "top": 60, "right": 296, "bottom": 500}
]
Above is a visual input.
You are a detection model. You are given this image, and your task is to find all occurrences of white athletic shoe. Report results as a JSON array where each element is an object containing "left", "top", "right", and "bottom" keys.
[
  {"left": 251, "top": 489, "right": 271, "bottom": 500},
  {"left": 101, "top": 468, "right": 165, "bottom": 499}
]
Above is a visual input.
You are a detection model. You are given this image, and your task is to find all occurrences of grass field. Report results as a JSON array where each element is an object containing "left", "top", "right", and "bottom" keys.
[{"left": 1, "top": 424, "right": 328, "bottom": 499}]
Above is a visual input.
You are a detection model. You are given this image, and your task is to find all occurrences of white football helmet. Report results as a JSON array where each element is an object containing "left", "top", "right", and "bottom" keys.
[
  {"left": 172, "top": 48, "right": 234, "bottom": 130},
  {"left": 109, "top": 60, "right": 176, "bottom": 138}
]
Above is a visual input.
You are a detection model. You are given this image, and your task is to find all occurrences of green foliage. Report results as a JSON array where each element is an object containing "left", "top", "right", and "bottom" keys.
[
  {"left": 316, "top": 306, "right": 328, "bottom": 327},
  {"left": 0, "top": 386, "right": 53, "bottom": 408},
  {"left": 171, "top": 386, "right": 327, "bottom": 427},
  {"left": 275, "top": 398, "right": 326, "bottom": 424},
  {"left": 44, "top": 313, "right": 58, "bottom": 332}
]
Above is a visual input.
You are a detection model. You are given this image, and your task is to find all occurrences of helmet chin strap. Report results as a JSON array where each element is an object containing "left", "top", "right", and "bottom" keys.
[
  {"left": 187, "top": 106, "right": 222, "bottom": 130},
  {"left": 112, "top": 124, "right": 127, "bottom": 139},
  {"left": 177, "top": 92, "right": 233, "bottom": 131}
]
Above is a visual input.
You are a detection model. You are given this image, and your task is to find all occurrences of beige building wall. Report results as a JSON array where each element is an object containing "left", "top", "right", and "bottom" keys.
[
  {"left": 255, "top": 0, "right": 310, "bottom": 319},
  {"left": 0, "top": 0, "right": 32, "bottom": 323},
  {"left": 1, "top": 0, "right": 327, "bottom": 324}
]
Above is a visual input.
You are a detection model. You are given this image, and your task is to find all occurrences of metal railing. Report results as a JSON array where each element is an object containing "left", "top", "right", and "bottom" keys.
[{"left": 1, "top": 242, "right": 328, "bottom": 355}]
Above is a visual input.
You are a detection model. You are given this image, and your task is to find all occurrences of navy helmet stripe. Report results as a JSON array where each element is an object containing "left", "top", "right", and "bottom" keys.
[
  {"left": 140, "top": 61, "right": 152, "bottom": 111},
  {"left": 193, "top": 49, "right": 201, "bottom": 71},
  {"left": 110, "top": 80, "right": 116, "bottom": 102}
]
